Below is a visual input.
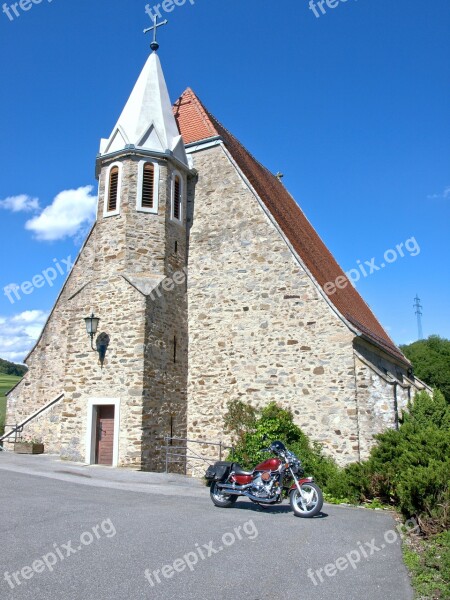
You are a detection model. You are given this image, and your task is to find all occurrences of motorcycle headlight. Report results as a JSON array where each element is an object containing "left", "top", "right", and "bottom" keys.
[{"left": 292, "top": 459, "right": 304, "bottom": 476}]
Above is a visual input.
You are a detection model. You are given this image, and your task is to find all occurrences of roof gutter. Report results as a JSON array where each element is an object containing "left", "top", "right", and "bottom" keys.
[
  {"left": 185, "top": 136, "right": 224, "bottom": 154},
  {"left": 96, "top": 146, "right": 195, "bottom": 179},
  {"left": 358, "top": 332, "right": 411, "bottom": 367}
]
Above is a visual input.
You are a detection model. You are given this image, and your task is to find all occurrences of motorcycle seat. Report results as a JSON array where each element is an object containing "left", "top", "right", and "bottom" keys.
[{"left": 232, "top": 463, "right": 253, "bottom": 476}]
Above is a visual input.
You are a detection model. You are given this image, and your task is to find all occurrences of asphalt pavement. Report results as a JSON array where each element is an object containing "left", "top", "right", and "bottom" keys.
[{"left": 0, "top": 453, "right": 413, "bottom": 600}]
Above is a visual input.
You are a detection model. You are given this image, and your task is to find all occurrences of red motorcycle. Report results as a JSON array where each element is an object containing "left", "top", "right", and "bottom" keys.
[{"left": 205, "top": 441, "right": 323, "bottom": 518}]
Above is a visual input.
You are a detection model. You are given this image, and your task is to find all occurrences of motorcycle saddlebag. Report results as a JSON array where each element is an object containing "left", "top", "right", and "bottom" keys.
[{"left": 205, "top": 461, "right": 233, "bottom": 482}]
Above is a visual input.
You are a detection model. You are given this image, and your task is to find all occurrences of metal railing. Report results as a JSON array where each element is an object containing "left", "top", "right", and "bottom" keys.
[
  {"left": 0, "top": 393, "right": 64, "bottom": 448},
  {"left": 162, "top": 436, "right": 234, "bottom": 477},
  {"left": 0, "top": 424, "right": 23, "bottom": 450}
]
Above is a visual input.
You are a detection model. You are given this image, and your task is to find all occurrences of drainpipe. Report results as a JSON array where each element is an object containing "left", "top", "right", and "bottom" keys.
[
  {"left": 393, "top": 382, "right": 399, "bottom": 431},
  {"left": 382, "top": 379, "right": 400, "bottom": 431},
  {"left": 352, "top": 353, "right": 362, "bottom": 462}
]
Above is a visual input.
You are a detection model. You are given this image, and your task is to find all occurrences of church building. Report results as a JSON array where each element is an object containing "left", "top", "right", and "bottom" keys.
[{"left": 3, "top": 38, "right": 428, "bottom": 470}]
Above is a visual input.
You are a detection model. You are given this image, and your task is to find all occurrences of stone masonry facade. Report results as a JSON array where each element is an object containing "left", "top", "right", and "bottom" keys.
[{"left": 7, "top": 152, "right": 189, "bottom": 471}]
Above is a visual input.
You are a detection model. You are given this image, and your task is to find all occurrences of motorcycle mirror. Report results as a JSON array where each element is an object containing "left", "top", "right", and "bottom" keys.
[{"left": 262, "top": 434, "right": 269, "bottom": 442}]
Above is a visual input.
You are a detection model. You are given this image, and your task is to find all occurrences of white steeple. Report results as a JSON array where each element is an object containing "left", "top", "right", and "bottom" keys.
[{"left": 99, "top": 52, "right": 188, "bottom": 167}]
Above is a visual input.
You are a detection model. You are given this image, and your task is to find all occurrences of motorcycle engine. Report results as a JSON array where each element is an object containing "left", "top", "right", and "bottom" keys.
[{"left": 250, "top": 472, "right": 275, "bottom": 498}]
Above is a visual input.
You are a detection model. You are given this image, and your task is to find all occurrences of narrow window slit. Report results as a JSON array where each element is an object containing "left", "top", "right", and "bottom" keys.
[
  {"left": 173, "top": 176, "right": 181, "bottom": 220},
  {"left": 108, "top": 167, "right": 119, "bottom": 212},
  {"left": 142, "top": 163, "right": 155, "bottom": 209}
]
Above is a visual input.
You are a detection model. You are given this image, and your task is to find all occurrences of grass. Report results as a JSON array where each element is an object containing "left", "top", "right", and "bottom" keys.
[
  {"left": 0, "top": 374, "right": 22, "bottom": 435},
  {"left": 403, "top": 530, "right": 450, "bottom": 599}
]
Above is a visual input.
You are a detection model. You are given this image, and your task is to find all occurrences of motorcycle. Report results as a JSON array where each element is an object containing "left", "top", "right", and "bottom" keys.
[{"left": 205, "top": 440, "right": 323, "bottom": 518}]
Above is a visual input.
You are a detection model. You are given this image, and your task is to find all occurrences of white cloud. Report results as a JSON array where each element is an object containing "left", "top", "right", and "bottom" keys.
[
  {"left": 0, "top": 310, "right": 48, "bottom": 363},
  {"left": 0, "top": 194, "right": 40, "bottom": 213},
  {"left": 25, "top": 186, "right": 97, "bottom": 242},
  {"left": 427, "top": 186, "right": 450, "bottom": 200}
]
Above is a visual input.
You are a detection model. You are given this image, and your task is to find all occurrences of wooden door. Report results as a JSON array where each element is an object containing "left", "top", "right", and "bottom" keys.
[{"left": 95, "top": 405, "right": 115, "bottom": 466}]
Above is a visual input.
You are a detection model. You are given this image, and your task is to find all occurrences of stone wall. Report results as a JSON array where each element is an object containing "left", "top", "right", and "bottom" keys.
[
  {"left": 354, "top": 339, "right": 428, "bottom": 460},
  {"left": 186, "top": 144, "right": 361, "bottom": 465},
  {"left": 14, "top": 400, "right": 63, "bottom": 453},
  {"left": 6, "top": 224, "right": 97, "bottom": 453}
]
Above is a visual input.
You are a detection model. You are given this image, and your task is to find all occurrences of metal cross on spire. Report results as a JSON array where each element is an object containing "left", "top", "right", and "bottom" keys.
[{"left": 143, "top": 15, "right": 168, "bottom": 52}]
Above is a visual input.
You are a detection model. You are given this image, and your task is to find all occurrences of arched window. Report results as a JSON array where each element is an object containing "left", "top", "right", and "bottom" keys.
[
  {"left": 104, "top": 162, "right": 122, "bottom": 216},
  {"left": 137, "top": 160, "right": 159, "bottom": 213},
  {"left": 172, "top": 172, "right": 183, "bottom": 222},
  {"left": 108, "top": 167, "right": 119, "bottom": 212}
]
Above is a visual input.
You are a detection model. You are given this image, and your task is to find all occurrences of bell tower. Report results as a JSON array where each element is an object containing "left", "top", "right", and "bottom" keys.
[
  {"left": 93, "top": 30, "right": 192, "bottom": 470},
  {"left": 95, "top": 43, "right": 190, "bottom": 280}
]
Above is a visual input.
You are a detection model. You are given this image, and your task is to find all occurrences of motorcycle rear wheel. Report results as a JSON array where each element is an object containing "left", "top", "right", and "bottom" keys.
[
  {"left": 210, "top": 482, "right": 238, "bottom": 508},
  {"left": 290, "top": 482, "right": 323, "bottom": 518}
]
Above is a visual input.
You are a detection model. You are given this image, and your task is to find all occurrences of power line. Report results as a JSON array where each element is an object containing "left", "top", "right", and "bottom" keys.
[{"left": 413, "top": 295, "right": 424, "bottom": 340}]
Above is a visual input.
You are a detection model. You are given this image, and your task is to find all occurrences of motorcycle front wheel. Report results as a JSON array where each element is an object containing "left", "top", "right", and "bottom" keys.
[
  {"left": 290, "top": 482, "right": 323, "bottom": 518},
  {"left": 210, "top": 482, "right": 238, "bottom": 508}
]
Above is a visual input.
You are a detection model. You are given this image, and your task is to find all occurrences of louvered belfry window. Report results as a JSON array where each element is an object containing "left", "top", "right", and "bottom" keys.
[
  {"left": 142, "top": 163, "right": 155, "bottom": 209},
  {"left": 173, "top": 175, "right": 181, "bottom": 220},
  {"left": 107, "top": 167, "right": 119, "bottom": 212}
]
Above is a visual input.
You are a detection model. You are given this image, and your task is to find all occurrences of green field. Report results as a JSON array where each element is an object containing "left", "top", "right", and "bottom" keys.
[{"left": 0, "top": 374, "right": 21, "bottom": 433}]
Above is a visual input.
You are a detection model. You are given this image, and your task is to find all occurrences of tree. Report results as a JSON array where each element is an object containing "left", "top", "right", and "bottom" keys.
[
  {"left": 400, "top": 336, "right": 450, "bottom": 402},
  {"left": 0, "top": 358, "right": 27, "bottom": 377}
]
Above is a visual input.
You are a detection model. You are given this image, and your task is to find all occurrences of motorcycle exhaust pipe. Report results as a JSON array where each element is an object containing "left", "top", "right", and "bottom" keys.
[
  {"left": 217, "top": 484, "right": 279, "bottom": 505},
  {"left": 244, "top": 492, "right": 279, "bottom": 504},
  {"left": 217, "top": 483, "right": 252, "bottom": 494}
]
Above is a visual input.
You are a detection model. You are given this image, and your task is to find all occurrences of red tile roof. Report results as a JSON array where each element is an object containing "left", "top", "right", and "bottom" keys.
[
  {"left": 173, "top": 88, "right": 219, "bottom": 144},
  {"left": 173, "top": 89, "right": 408, "bottom": 364}
]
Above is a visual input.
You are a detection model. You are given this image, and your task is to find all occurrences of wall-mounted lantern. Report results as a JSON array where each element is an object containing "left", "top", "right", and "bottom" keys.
[
  {"left": 84, "top": 313, "right": 109, "bottom": 367},
  {"left": 84, "top": 313, "right": 100, "bottom": 349}
]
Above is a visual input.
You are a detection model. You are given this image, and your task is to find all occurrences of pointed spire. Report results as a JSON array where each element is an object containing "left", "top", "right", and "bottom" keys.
[{"left": 100, "top": 53, "right": 188, "bottom": 167}]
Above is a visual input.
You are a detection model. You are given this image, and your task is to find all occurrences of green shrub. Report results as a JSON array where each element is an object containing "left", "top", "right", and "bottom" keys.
[
  {"left": 328, "top": 390, "right": 450, "bottom": 533},
  {"left": 224, "top": 400, "right": 342, "bottom": 490},
  {"left": 325, "top": 461, "right": 372, "bottom": 504},
  {"left": 224, "top": 392, "right": 449, "bottom": 533},
  {"left": 368, "top": 391, "right": 449, "bottom": 532},
  {"left": 225, "top": 392, "right": 450, "bottom": 533}
]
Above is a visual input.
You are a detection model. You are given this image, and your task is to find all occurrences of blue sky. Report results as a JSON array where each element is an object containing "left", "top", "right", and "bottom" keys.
[{"left": 0, "top": 0, "right": 449, "bottom": 362}]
